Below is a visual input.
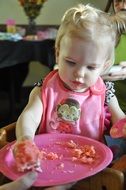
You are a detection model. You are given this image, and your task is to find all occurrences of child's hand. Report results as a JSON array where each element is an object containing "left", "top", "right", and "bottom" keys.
[
  {"left": 110, "top": 118, "right": 126, "bottom": 138},
  {"left": 0, "top": 171, "right": 38, "bottom": 190},
  {"left": 13, "top": 139, "right": 42, "bottom": 172}
]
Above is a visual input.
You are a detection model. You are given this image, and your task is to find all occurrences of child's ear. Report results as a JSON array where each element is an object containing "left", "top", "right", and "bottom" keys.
[{"left": 55, "top": 48, "right": 59, "bottom": 64}]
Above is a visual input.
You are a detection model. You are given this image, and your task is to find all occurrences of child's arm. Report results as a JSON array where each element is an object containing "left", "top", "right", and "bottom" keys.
[
  {"left": 13, "top": 86, "right": 43, "bottom": 172},
  {"left": 108, "top": 95, "right": 125, "bottom": 124},
  {"left": 107, "top": 95, "right": 126, "bottom": 138},
  {"left": 16, "top": 86, "right": 43, "bottom": 141}
]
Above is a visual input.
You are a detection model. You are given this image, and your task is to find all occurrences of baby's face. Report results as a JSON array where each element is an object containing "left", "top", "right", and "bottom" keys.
[{"left": 56, "top": 35, "right": 108, "bottom": 92}]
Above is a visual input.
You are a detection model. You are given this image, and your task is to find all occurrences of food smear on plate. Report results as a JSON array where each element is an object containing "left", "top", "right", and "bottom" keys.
[
  {"left": 66, "top": 140, "right": 97, "bottom": 164},
  {"left": 14, "top": 140, "right": 60, "bottom": 172},
  {"left": 14, "top": 139, "right": 98, "bottom": 173}
]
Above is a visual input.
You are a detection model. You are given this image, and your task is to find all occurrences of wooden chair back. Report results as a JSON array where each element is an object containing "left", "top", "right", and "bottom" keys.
[
  {"left": 0, "top": 122, "right": 16, "bottom": 148},
  {"left": 73, "top": 167, "right": 124, "bottom": 190}
]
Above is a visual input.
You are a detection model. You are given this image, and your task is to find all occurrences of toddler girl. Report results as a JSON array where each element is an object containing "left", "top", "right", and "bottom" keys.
[{"left": 15, "top": 4, "right": 126, "bottom": 190}]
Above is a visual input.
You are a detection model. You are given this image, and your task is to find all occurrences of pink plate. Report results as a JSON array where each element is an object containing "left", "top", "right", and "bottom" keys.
[{"left": 0, "top": 134, "right": 113, "bottom": 187}]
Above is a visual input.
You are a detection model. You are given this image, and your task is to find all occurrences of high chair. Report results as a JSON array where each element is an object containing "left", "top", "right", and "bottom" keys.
[
  {"left": 0, "top": 122, "right": 125, "bottom": 190},
  {"left": 0, "top": 122, "right": 16, "bottom": 148}
]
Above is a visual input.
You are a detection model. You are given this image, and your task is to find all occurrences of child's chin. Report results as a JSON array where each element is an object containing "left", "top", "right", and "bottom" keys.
[{"left": 72, "top": 88, "right": 87, "bottom": 92}]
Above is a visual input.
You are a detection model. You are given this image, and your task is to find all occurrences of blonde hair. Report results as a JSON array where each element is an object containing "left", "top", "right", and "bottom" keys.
[{"left": 55, "top": 4, "right": 116, "bottom": 67}]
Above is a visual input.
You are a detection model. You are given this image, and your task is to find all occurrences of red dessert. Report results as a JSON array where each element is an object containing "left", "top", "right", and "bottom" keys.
[
  {"left": 66, "top": 140, "right": 97, "bottom": 164},
  {"left": 14, "top": 140, "right": 42, "bottom": 172}
]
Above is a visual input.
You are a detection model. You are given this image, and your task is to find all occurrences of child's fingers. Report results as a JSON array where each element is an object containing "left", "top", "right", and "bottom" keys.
[{"left": 110, "top": 118, "right": 126, "bottom": 138}]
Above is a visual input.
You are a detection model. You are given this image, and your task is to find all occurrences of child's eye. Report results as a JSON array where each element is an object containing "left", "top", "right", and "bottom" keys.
[
  {"left": 87, "top": 66, "right": 96, "bottom": 70},
  {"left": 66, "top": 60, "right": 76, "bottom": 66}
]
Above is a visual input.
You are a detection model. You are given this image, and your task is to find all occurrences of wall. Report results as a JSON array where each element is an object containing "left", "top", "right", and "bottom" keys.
[{"left": 0, "top": 0, "right": 108, "bottom": 25}]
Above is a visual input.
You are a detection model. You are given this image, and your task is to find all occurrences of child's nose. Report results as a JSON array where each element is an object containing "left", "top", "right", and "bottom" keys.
[{"left": 74, "top": 68, "right": 85, "bottom": 78}]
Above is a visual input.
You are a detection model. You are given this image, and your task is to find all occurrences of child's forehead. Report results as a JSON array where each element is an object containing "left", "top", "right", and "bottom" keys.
[
  {"left": 60, "top": 35, "right": 108, "bottom": 56},
  {"left": 62, "top": 21, "right": 115, "bottom": 42},
  {"left": 61, "top": 30, "right": 114, "bottom": 49},
  {"left": 60, "top": 35, "right": 112, "bottom": 62}
]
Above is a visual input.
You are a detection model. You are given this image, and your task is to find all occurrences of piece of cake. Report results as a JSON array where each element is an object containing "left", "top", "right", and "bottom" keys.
[{"left": 14, "top": 140, "right": 42, "bottom": 172}]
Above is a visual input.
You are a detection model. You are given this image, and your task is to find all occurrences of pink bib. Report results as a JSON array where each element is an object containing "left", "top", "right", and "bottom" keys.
[{"left": 38, "top": 70, "right": 106, "bottom": 141}]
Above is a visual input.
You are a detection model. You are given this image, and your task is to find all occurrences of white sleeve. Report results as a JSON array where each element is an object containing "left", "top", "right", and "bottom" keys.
[{"left": 16, "top": 86, "right": 43, "bottom": 140}]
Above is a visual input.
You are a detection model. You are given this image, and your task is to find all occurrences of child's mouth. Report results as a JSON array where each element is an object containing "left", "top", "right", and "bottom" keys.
[{"left": 71, "top": 81, "right": 83, "bottom": 86}]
